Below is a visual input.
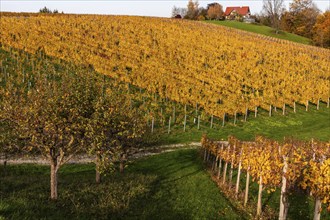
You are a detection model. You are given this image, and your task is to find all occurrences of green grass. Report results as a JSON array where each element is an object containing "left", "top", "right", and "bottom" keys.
[
  {"left": 0, "top": 149, "right": 242, "bottom": 219},
  {"left": 158, "top": 103, "right": 330, "bottom": 145},
  {"left": 2, "top": 150, "right": 329, "bottom": 219},
  {"left": 205, "top": 20, "right": 311, "bottom": 45}
]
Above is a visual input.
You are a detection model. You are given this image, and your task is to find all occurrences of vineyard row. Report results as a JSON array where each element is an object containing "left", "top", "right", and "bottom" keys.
[{"left": 201, "top": 135, "right": 329, "bottom": 220}]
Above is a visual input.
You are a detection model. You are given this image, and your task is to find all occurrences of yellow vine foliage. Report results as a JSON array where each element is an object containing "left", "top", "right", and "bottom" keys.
[
  {"left": 202, "top": 136, "right": 330, "bottom": 210},
  {"left": 1, "top": 13, "right": 329, "bottom": 118}
]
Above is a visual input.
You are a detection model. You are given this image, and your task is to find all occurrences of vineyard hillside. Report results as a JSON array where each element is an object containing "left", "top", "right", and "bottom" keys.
[
  {"left": 1, "top": 13, "right": 329, "bottom": 119},
  {"left": 1, "top": 13, "right": 330, "bottom": 220}
]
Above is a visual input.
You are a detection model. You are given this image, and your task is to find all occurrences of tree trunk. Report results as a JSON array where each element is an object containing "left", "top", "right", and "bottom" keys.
[
  {"left": 244, "top": 108, "right": 248, "bottom": 122},
  {"left": 279, "top": 157, "right": 288, "bottom": 220},
  {"left": 210, "top": 115, "right": 213, "bottom": 128},
  {"left": 161, "top": 108, "right": 164, "bottom": 126},
  {"left": 183, "top": 114, "right": 187, "bottom": 132},
  {"left": 197, "top": 115, "right": 200, "bottom": 130},
  {"left": 257, "top": 175, "right": 263, "bottom": 216},
  {"left": 306, "top": 100, "right": 309, "bottom": 111},
  {"left": 255, "top": 106, "right": 258, "bottom": 118},
  {"left": 2, "top": 153, "right": 8, "bottom": 176},
  {"left": 168, "top": 116, "right": 171, "bottom": 134},
  {"left": 173, "top": 105, "right": 176, "bottom": 123},
  {"left": 3, "top": 160, "right": 7, "bottom": 176},
  {"left": 119, "top": 153, "right": 126, "bottom": 173},
  {"left": 244, "top": 170, "right": 250, "bottom": 207},
  {"left": 95, "top": 153, "right": 101, "bottom": 184},
  {"left": 95, "top": 168, "right": 101, "bottom": 184},
  {"left": 313, "top": 198, "right": 321, "bottom": 220},
  {"left": 327, "top": 97, "right": 329, "bottom": 108},
  {"left": 293, "top": 102, "right": 296, "bottom": 113},
  {"left": 283, "top": 103, "right": 286, "bottom": 116},
  {"left": 151, "top": 117, "right": 154, "bottom": 133},
  {"left": 222, "top": 113, "right": 225, "bottom": 127},
  {"left": 50, "top": 158, "right": 58, "bottom": 200},
  {"left": 269, "top": 105, "right": 272, "bottom": 117},
  {"left": 234, "top": 111, "right": 237, "bottom": 125},
  {"left": 317, "top": 99, "right": 320, "bottom": 110}
]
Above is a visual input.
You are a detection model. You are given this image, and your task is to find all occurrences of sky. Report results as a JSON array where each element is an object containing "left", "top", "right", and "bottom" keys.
[{"left": 1, "top": 0, "right": 329, "bottom": 18}]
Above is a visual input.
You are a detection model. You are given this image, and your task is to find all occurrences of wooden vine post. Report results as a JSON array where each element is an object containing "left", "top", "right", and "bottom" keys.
[
  {"left": 207, "top": 148, "right": 210, "bottom": 162},
  {"left": 217, "top": 144, "right": 223, "bottom": 179},
  {"left": 222, "top": 145, "right": 230, "bottom": 184},
  {"left": 213, "top": 155, "right": 218, "bottom": 172},
  {"left": 279, "top": 156, "right": 289, "bottom": 220},
  {"left": 312, "top": 143, "right": 323, "bottom": 220},
  {"left": 229, "top": 144, "right": 236, "bottom": 188},
  {"left": 244, "top": 167, "right": 250, "bottom": 207},
  {"left": 257, "top": 175, "right": 263, "bottom": 216},
  {"left": 235, "top": 148, "right": 243, "bottom": 197}
]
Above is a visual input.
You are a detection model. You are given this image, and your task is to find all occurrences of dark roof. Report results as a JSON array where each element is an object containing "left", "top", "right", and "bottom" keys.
[{"left": 174, "top": 14, "right": 182, "bottom": 19}]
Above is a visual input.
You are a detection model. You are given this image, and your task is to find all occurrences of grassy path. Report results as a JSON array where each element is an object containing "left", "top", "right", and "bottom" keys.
[
  {"left": 0, "top": 149, "right": 242, "bottom": 219},
  {"left": 127, "top": 149, "right": 242, "bottom": 219}
]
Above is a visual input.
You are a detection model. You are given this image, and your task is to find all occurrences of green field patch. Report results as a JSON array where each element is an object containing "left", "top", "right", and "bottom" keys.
[{"left": 205, "top": 20, "right": 311, "bottom": 45}]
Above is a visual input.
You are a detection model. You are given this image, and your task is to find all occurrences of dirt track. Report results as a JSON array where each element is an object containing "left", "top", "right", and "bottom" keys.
[{"left": 0, "top": 142, "right": 203, "bottom": 165}]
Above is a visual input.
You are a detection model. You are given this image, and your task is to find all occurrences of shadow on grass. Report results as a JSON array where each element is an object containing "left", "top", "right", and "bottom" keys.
[{"left": 0, "top": 150, "right": 242, "bottom": 219}]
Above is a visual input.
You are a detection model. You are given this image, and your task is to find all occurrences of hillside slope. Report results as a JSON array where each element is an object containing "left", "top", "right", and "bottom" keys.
[
  {"left": 1, "top": 14, "right": 329, "bottom": 119},
  {"left": 205, "top": 20, "right": 311, "bottom": 45},
  {"left": 1, "top": 46, "right": 329, "bottom": 143}
]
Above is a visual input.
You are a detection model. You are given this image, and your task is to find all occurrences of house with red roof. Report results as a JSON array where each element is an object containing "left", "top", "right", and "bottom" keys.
[{"left": 224, "top": 6, "right": 251, "bottom": 20}]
